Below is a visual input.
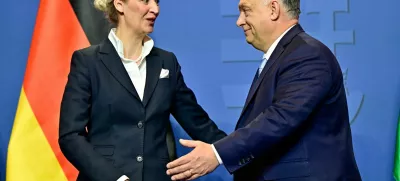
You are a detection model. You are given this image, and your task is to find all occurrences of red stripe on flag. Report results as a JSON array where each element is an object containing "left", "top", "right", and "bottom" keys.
[{"left": 23, "top": 0, "right": 90, "bottom": 179}]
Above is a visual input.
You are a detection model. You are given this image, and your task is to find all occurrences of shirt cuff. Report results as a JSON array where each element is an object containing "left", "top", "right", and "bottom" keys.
[
  {"left": 117, "top": 175, "right": 129, "bottom": 181},
  {"left": 211, "top": 144, "right": 223, "bottom": 164}
]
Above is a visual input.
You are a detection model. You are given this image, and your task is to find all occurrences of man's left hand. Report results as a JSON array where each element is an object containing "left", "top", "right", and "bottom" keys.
[{"left": 166, "top": 139, "right": 219, "bottom": 180}]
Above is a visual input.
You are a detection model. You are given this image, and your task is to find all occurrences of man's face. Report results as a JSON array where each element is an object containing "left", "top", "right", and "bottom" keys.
[{"left": 236, "top": 0, "right": 275, "bottom": 50}]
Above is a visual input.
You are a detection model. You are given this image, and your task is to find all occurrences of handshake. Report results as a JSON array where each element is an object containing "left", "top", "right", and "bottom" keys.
[{"left": 165, "top": 139, "right": 220, "bottom": 181}]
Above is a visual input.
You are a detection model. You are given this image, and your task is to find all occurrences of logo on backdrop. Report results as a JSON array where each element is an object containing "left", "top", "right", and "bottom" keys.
[{"left": 220, "top": 0, "right": 363, "bottom": 124}]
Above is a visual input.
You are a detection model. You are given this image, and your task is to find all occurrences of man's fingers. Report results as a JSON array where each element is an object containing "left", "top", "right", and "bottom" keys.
[
  {"left": 171, "top": 169, "right": 193, "bottom": 181},
  {"left": 186, "top": 173, "right": 201, "bottom": 181},
  {"left": 166, "top": 154, "right": 191, "bottom": 169},
  {"left": 179, "top": 139, "right": 199, "bottom": 148},
  {"left": 166, "top": 162, "right": 191, "bottom": 175}
]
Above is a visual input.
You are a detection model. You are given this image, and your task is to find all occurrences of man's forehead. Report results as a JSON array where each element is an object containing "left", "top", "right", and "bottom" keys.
[{"left": 239, "top": 0, "right": 252, "bottom": 8}]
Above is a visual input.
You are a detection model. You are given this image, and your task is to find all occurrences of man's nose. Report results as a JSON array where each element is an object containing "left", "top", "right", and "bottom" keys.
[{"left": 236, "top": 13, "right": 245, "bottom": 27}]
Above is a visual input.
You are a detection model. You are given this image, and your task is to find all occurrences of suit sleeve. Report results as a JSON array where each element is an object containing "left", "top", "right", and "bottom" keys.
[
  {"left": 58, "top": 51, "right": 125, "bottom": 181},
  {"left": 170, "top": 53, "right": 227, "bottom": 143},
  {"left": 213, "top": 52, "right": 333, "bottom": 173}
]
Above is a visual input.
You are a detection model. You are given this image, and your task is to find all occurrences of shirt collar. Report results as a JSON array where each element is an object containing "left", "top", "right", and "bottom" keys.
[
  {"left": 108, "top": 28, "right": 154, "bottom": 63},
  {"left": 263, "top": 24, "right": 296, "bottom": 60}
]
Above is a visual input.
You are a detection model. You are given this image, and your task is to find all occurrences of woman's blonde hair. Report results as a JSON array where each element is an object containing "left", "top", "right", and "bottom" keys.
[{"left": 94, "top": 0, "right": 125, "bottom": 24}]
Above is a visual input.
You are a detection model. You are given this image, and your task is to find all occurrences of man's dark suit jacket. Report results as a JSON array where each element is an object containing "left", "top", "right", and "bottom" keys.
[
  {"left": 214, "top": 24, "right": 362, "bottom": 181},
  {"left": 58, "top": 38, "right": 226, "bottom": 181}
]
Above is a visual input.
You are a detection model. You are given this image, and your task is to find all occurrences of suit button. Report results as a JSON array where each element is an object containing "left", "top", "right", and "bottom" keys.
[
  {"left": 137, "top": 121, "right": 144, "bottom": 128},
  {"left": 136, "top": 155, "right": 143, "bottom": 162}
]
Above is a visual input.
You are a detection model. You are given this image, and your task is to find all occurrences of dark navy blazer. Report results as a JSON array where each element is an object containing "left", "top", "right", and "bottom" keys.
[
  {"left": 58, "top": 38, "right": 226, "bottom": 181},
  {"left": 214, "top": 24, "right": 361, "bottom": 181}
]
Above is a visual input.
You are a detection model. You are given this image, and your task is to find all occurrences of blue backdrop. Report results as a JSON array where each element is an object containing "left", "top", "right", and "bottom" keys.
[{"left": 0, "top": 0, "right": 399, "bottom": 180}]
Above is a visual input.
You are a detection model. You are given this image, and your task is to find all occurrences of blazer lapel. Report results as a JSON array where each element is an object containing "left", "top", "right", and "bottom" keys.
[
  {"left": 142, "top": 50, "right": 162, "bottom": 107},
  {"left": 238, "top": 24, "right": 305, "bottom": 122},
  {"left": 98, "top": 39, "right": 141, "bottom": 102},
  {"left": 241, "top": 46, "right": 284, "bottom": 111},
  {"left": 236, "top": 46, "right": 285, "bottom": 128}
]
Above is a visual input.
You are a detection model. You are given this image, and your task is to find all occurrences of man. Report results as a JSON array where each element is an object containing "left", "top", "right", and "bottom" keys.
[{"left": 166, "top": 0, "right": 362, "bottom": 180}]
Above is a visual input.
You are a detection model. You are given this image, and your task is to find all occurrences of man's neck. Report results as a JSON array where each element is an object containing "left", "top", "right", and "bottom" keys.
[
  {"left": 115, "top": 25, "right": 145, "bottom": 60},
  {"left": 262, "top": 20, "right": 298, "bottom": 53}
]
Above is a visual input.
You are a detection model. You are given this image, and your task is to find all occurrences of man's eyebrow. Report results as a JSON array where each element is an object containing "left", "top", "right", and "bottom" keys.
[{"left": 239, "top": 2, "right": 251, "bottom": 10}]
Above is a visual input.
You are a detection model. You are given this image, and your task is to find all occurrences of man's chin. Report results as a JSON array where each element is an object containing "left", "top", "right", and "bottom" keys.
[{"left": 245, "top": 36, "right": 253, "bottom": 44}]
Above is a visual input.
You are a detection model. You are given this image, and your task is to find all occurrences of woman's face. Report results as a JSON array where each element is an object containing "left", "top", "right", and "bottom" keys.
[{"left": 115, "top": 0, "right": 160, "bottom": 35}]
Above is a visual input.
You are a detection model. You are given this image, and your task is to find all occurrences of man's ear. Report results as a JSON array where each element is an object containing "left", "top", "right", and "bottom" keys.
[{"left": 270, "top": 0, "right": 280, "bottom": 21}]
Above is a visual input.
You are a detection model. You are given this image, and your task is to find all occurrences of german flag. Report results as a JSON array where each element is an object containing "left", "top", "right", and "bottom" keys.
[{"left": 6, "top": 0, "right": 111, "bottom": 180}]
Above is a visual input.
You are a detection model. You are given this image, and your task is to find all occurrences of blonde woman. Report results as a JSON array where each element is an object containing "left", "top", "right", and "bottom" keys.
[{"left": 58, "top": 0, "right": 226, "bottom": 181}]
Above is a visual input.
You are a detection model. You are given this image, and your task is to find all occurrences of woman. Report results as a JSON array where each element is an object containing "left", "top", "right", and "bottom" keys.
[{"left": 58, "top": 0, "right": 226, "bottom": 181}]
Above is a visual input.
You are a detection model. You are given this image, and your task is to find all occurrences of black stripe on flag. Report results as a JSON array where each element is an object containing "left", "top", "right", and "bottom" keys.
[{"left": 70, "top": 0, "right": 114, "bottom": 45}]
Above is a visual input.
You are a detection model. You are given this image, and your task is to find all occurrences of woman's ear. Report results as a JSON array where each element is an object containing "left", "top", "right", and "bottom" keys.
[{"left": 114, "top": 0, "right": 124, "bottom": 14}]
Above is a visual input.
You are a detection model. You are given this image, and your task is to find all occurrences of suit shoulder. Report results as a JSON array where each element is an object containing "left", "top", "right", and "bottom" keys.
[
  {"left": 70, "top": 44, "right": 102, "bottom": 66},
  {"left": 151, "top": 46, "right": 178, "bottom": 63},
  {"left": 281, "top": 32, "right": 339, "bottom": 72},
  {"left": 296, "top": 32, "right": 334, "bottom": 58},
  {"left": 152, "top": 46, "right": 175, "bottom": 56},
  {"left": 291, "top": 32, "right": 343, "bottom": 81},
  {"left": 74, "top": 44, "right": 101, "bottom": 57}
]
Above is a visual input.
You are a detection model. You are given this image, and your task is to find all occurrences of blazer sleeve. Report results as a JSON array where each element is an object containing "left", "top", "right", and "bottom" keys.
[
  {"left": 58, "top": 51, "right": 124, "bottom": 181},
  {"left": 169, "top": 53, "right": 227, "bottom": 143},
  {"left": 213, "top": 52, "right": 333, "bottom": 173}
]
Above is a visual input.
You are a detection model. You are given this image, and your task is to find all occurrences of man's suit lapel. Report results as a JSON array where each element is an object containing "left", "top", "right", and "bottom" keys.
[
  {"left": 99, "top": 39, "right": 141, "bottom": 102},
  {"left": 142, "top": 51, "right": 162, "bottom": 107},
  {"left": 242, "top": 46, "right": 284, "bottom": 110},
  {"left": 238, "top": 24, "right": 305, "bottom": 124}
]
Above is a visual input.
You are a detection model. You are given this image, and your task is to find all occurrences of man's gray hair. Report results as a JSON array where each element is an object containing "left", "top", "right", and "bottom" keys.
[{"left": 281, "top": 0, "right": 301, "bottom": 19}]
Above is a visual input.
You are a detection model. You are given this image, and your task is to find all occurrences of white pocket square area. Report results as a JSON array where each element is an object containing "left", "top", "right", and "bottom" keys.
[{"left": 159, "top": 68, "right": 169, "bottom": 79}]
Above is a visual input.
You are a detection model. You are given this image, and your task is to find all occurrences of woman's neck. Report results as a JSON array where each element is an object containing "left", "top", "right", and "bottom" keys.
[{"left": 115, "top": 26, "right": 144, "bottom": 60}]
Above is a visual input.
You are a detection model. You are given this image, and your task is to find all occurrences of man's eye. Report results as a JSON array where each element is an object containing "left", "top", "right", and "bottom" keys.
[{"left": 244, "top": 9, "right": 249, "bottom": 16}]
